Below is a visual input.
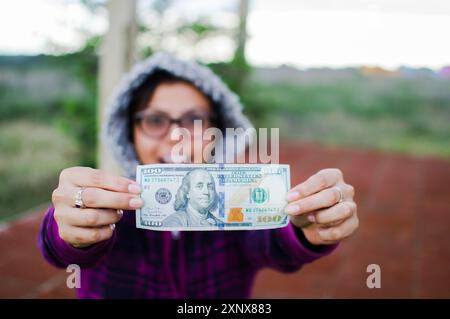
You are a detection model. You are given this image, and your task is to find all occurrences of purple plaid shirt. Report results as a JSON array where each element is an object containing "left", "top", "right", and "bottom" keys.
[{"left": 38, "top": 205, "right": 337, "bottom": 298}]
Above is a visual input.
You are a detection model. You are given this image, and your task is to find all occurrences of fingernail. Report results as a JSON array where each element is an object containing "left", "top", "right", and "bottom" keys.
[
  {"left": 286, "top": 191, "right": 299, "bottom": 202},
  {"left": 285, "top": 204, "right": 300, "bottom": 215},
  {"left": 110, "top": 224, "right": 116, "bottom": 231},
  {"left": 129, "top": 197, "right": 144, "bottom": 208},
  {"left": 128, "top": 183, "right": 141, "bottom": 194},
  {"left": 308, "top": 214, "right": 316, "bottom": 223},
  {"left": 117, "top": 209, "right": 124, "bottom": 217}
]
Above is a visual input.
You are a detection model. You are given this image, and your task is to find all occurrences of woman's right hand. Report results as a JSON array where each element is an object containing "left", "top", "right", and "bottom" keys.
[{"left": 51, "top": 167, "right": 143, "bottom": 248}]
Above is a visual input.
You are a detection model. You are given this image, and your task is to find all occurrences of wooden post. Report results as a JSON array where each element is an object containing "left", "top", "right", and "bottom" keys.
[{"left": 97, "top": 0, "right": 137, "bottom": 174}]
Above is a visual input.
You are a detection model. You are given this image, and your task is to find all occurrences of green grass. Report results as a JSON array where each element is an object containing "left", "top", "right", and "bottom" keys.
[
  {"left": 0, "top": 120, "right": 79, "bottom": 221},
  {"left": 240, "top": 78, "right": 450, "bottom": 160}
]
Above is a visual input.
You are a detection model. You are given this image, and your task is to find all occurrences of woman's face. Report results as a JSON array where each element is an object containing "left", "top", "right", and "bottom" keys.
[{"left": 133, "top": 82, "right": 213, "bottom": 164}]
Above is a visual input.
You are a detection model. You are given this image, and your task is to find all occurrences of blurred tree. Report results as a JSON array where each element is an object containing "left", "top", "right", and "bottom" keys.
[
  {"left": 209, "top": 0, "right": 251, "bottom": 93},
  {"left": 53, "top": 37, "right": 100, "bottom": 167},
  {"left": 209, "top": 0, "right": 257, "bottom": 121},
  {"left": 137, "top": 0, "right": 228, "bottom": 59},
  {"left": 231, "top": 0, "right": 250, "bottom": 92}
]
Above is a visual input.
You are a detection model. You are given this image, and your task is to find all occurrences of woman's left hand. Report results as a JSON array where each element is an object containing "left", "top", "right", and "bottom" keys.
[{"left": 285, "top": 168, "right": 358, "bottom": 246}]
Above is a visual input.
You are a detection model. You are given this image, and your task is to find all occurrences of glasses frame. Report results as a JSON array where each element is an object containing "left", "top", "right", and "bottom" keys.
[{"left": 133, "top": 110, "right": 217, "bottom": 138}]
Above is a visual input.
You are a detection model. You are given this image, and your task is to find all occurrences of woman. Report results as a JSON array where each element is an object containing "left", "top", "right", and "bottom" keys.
[{"left": 38, "top": 53, "right": 358, "bottom": 298}]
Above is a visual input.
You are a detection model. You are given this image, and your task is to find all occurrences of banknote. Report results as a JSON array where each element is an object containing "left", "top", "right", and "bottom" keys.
[{"left": 135, "top": 164, "right": 291, "bottom": 231}]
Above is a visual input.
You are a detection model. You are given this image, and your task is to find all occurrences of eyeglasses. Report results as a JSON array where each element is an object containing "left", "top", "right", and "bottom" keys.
[{"left": 134, "top": 111, "right": 215, "bottom": 138}]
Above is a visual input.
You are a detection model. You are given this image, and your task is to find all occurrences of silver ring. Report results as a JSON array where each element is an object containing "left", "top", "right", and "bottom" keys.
[
  {"left": 74, "top": 187, "right": 86, "bottom": 209},
  {"left": 333, "top": 186, "right": 345, "bottom": 203}
]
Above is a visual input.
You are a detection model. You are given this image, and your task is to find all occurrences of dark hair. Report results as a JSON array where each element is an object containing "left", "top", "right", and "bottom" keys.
[{"left": 128, "top": 70, "right": 223, "bottom": 141}]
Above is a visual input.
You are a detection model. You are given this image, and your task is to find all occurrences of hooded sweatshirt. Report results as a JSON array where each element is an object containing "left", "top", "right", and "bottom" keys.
[{"left": 37, "top": 53, "right": 337, "bottom": 298}]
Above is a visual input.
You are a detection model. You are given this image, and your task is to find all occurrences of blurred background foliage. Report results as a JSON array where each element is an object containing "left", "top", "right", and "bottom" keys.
[{"left": 0, "top": 0, "right": 449, "bottom": 221}]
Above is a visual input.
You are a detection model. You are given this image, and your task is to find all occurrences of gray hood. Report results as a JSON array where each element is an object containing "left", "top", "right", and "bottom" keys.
[{"left": 103, "top": 52, "right": 253, "bottom": 178}]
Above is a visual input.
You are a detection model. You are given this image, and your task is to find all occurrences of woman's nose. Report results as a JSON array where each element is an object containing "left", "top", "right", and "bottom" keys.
[
  {"left": 163, "top": 122, "right": 184, "bottom": 144},
  {"left": 168, "top": 122, "right": 182, "bottom": 136}
]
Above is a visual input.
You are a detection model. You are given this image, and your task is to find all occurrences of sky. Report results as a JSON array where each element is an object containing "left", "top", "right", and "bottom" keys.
[{"left": 0, "top": 0, "right": 449, "bottom": 69}]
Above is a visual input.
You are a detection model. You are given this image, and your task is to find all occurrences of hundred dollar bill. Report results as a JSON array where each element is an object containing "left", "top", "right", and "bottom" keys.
[{"left": 136, "top": 164, "right": 291, "bottom": 231}]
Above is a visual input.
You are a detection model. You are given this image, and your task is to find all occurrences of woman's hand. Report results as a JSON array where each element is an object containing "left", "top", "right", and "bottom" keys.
[
  {"left": 285, "top": 168, "right": 358, "bottom": 246},
  {"left": 52, "top": 167, "right": 143, "bottom": 248}
]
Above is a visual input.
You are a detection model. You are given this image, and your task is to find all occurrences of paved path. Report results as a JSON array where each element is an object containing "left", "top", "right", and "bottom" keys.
[{"left": 1, "top": 143, "right": 449, "bottom": 298}]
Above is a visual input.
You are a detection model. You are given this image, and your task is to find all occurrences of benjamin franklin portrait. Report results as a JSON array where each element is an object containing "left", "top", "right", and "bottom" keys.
[{"left": 162, "top": 169, "right": 221, "bottom": 227}]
